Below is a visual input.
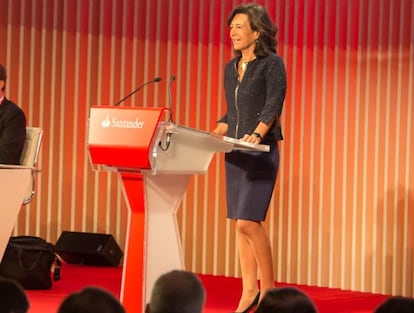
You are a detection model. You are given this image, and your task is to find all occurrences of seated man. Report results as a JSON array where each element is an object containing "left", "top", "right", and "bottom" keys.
[
  {"left": 0, "top": 64, "right": 26, "bottom": 165},
  {"left": 146, "top": 270, "right": 206, "bottom": 313}
]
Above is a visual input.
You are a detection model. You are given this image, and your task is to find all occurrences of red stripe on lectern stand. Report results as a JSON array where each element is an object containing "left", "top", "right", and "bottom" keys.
[{"left": 119, "top": 172, "right": 147, "bottom": 313}]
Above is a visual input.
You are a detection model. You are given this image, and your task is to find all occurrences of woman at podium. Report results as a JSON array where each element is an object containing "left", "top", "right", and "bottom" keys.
[
  {"left": 213, "top": 3, "right": 287, "bottom": 313},
  {"left": 0, "top": 64, "right": 27, "bottom": 165}
]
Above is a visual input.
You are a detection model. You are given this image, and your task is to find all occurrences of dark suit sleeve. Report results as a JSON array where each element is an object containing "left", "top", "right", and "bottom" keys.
[{"left": 0, "top": 105, "right": 27, "bottom": 165}]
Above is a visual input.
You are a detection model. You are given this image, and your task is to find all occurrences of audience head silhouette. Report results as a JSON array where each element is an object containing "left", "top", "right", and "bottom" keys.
[
  {"left": 255, "top": 287, "right": 318, "bottom": 313},
  {"left": 57, "top": 286, "right": 125, "bottom": 313},
  {"left": 374, "top": 296, "right": 414, "bottom": 313},
  {"left": 0, "top": 276, "right": 29, "bottom": 313},
  {"left": 146, "top": 270, "right": 206, "bottom": 313}
]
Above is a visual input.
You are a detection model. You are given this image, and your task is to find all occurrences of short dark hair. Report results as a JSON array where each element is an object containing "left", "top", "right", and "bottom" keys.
[
  {"left": 375, "top": 296, "right": 414, "bottom": 313},
  {"left": 0, "top": 64, "right": 7, "bottom": 91},
  {"left": 255, "top": 287, "right": 318, "bottom": 313},
  {"left": 227, "top": 3, "right": 278, "bottom": 57},
  {"left": 147, "top": 270, "right": 206, "bottom": 313},
  {"left": 58, "top": 287, "right": 125, "bottom": 313},
  {"left": 0, "top": 277, "right": 29, "bottom": 313},
  {"left": 0, "top": 64, "right": 7, "bottom": 81}
]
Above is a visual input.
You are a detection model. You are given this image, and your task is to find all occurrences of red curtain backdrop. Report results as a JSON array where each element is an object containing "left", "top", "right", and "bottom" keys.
[{"left": 1, "top": 0, "right": 413, "bottom": 297}]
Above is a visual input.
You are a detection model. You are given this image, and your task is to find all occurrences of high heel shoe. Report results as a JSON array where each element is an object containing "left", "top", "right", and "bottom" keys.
[{"left": 234, "top": 291, "right": 260, "bottom": 313}]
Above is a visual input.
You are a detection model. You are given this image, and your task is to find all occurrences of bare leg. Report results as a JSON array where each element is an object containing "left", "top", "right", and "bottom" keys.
[
  {"left": 235, "top": 219, "right": 274, "bottom": 311},
  {"left": 235, "top": 231, "right": 259, "bottom": 312}
]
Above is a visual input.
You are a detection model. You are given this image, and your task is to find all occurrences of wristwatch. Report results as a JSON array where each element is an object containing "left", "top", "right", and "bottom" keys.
[{"left": 253, "top": 132, "right": 262, "bottom": 140}]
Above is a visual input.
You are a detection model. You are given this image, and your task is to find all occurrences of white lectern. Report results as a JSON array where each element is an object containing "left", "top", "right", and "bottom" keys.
[{"left": 87, "top": 106, "right": 268, "bottom": 313}]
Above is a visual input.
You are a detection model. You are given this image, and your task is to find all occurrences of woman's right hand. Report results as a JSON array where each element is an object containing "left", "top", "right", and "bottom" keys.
[{"left": 212, "top": 123, "right": 228, "bottom": 136}]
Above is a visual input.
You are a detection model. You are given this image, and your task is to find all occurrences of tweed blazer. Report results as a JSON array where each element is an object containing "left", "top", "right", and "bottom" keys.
[{"left": 218, "top": 53, "right": 287, "bottom": 143}]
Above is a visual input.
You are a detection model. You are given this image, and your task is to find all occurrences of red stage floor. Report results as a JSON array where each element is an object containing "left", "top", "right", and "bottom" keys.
[{"left": 25, "top": 263, "right": 389, "bottom": 313}]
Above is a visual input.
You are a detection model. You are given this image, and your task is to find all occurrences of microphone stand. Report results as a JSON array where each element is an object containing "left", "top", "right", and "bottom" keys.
[
  {"left": 159, "top": 75, "right": 176, "bottom": 151},
  {"left": 113, "top": 77, "right": 162, "bottom": 106}
]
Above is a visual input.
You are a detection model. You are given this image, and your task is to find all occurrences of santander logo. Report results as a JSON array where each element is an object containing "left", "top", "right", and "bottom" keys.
[
  {"left": 101, "top": 115, "right": 111, "bottom": 128},
  {"left": 101, "top": 114, "right": 145, "bottom": 129}
]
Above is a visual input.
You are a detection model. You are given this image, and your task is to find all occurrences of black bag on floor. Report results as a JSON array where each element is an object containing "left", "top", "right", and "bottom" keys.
[{"left": 0, "top": 236, "right": 61, "bottom": 290}]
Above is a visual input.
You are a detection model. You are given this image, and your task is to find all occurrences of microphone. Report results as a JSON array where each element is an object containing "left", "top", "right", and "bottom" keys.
[
  {"left": 159, "top": 75, "right": 176, "bottom": 151},
  {"left": 113, "top": 77, "right": 162, "bottom": 106},
  {"left": 168, "top": 75, "right": 176, "bottom": 123}
]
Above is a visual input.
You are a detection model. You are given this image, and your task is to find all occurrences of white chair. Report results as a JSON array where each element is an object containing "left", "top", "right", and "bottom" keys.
[
  {"left": 0, "top": 127, "right": 43, "bottom": 260},
  {"left": 19, "top": 127, "right": 43, "bottom": 205}
]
